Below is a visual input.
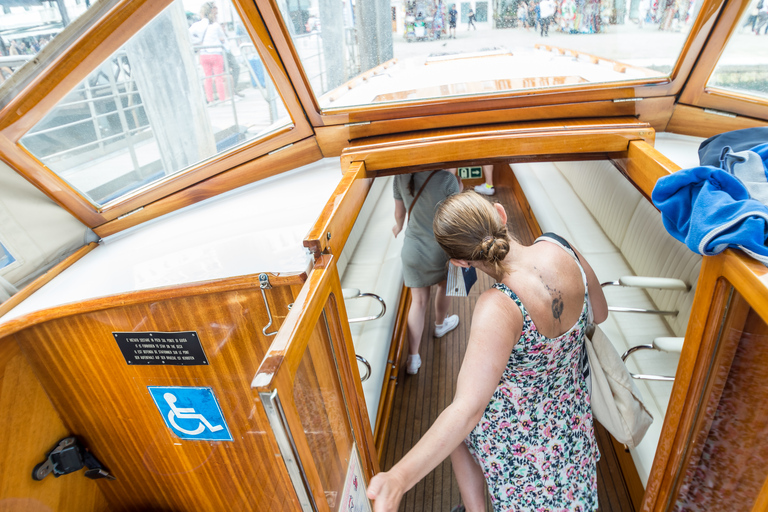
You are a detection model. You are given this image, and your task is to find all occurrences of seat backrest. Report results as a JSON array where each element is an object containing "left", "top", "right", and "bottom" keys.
[{"left": 556, "top": 161, "right": 701, "bottom": 337}]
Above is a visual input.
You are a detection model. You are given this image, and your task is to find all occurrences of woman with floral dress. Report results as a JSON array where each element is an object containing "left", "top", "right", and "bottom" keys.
[{"left": 367, "top": 190, "right": 608, "bottom": 512}]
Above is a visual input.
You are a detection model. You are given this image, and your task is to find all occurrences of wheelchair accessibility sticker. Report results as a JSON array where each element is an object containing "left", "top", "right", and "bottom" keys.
[{"left": 148, "top": 386, "right": 233, "bottom": 441}]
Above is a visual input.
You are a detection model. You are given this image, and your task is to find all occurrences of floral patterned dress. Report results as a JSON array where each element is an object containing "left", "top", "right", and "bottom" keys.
[{"left": 465, "top": 236, "right": 599, "bottom": 512}]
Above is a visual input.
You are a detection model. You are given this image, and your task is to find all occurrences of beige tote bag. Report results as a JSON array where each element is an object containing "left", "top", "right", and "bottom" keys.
[{"left": 584, "top": 325, "right": 654, "bottom": 448}]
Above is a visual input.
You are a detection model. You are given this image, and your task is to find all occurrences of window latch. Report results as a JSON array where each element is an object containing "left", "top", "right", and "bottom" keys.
[{"left": 32, "top": 437, "right": 116, "bottom": 481}]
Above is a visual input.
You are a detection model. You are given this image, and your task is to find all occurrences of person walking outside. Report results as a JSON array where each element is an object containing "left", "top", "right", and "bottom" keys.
[
  {"left": 392, "top": 170, "right": 461, "bottom": 375},
  {"left": 449, "top": 4, "right": 458, "bottom": 37},
  {"left": 189, "top": 2, "right": 230, "bottom": 103},
  {"left": 539, "top": 0, "right": 556, "bottom": 35},
  {"left": 517, "top": 1, "right": 529, "bottom": 30},
  {"left": 467, "top": 8, "right": 477, "bottom": 29},
  {"left": 368, "top": 190, "right": 608, "bottom": 512}
]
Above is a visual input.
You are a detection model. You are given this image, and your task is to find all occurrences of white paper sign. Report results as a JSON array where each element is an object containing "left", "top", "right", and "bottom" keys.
[{"left": 338, "top": 445, "right": 372, "bottom": 512}]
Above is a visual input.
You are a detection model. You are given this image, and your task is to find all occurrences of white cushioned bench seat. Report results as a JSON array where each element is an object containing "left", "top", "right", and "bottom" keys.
[
  {"left": 510, "top": 159, "right": 701, "bottom": 486},
  {"left": 338, "top": 176, "right": 404, "bottom": 430}
]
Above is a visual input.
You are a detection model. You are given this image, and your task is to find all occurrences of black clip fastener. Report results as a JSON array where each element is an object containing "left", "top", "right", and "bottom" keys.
[{"left": 32, "top": 437, "right": 116, "bottom": 481}]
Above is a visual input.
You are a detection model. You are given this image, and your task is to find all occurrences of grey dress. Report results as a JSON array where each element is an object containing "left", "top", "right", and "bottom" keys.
[{"left": 393, "top": 170, "right": 460, "bottom": 288}]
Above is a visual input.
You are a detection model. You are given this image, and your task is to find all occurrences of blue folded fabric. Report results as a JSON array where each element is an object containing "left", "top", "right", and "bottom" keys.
[{"left": 652, "top": 165, "right": 768, "bottom": 265}]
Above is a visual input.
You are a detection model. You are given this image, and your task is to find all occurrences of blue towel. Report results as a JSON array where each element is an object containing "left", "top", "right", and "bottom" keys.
[{"left": 652, "top": 165, "right": 768, "bottom": 265}]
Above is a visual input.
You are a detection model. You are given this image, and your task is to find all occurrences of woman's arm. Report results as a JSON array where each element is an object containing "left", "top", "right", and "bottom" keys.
[
  {"left": 367, "top": 290, "right": 521, "bottom": 511},
  {"left": 392, "top": 199, "right": 406, "bottom": 237},
  {"left": 571, "top": 245, "right": 608, "bottom": 324}
]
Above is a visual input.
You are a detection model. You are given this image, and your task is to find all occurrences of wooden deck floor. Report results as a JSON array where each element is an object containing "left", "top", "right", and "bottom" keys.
[{"left": 379, "top": 184, "right": 637, "bottom": 512}]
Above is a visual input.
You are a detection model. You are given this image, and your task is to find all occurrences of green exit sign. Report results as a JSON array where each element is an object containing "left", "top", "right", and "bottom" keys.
[{"left": 458, "top": 166, "right": 483, "bottom": 179}]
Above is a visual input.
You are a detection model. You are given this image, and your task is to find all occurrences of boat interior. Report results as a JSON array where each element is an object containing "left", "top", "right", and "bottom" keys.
[{"left": 1, "top": 0, "right": 768, "bottom": 510}]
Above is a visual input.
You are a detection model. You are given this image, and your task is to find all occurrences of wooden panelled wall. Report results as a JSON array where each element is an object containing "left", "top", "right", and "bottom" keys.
[{"left": 0, "top": 273, "right": 306, "bottom": 512}]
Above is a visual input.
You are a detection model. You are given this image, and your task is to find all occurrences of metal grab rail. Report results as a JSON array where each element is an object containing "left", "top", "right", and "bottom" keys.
[
  {"left": 601, "top": 278, "right": 681, "bottom": 316},
  {"left": 621, "top": 344, "right": 676, "bottom": 381},
  {"left": 356, "top": 355, "right": 371, "bottom": 382},
  {"left": 341, "top": 288, "right": 386, "bottom": 323}
]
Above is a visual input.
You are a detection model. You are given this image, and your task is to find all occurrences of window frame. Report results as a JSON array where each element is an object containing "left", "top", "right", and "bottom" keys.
[
  {"left": 255, "top": 0, "right": 729, "bottom": 127},
  {"left": 679, "top": 0, "right": 768, "bottom": 120},
  {"left": 0, "top": 0, "right": 313, "bottom": 229}
]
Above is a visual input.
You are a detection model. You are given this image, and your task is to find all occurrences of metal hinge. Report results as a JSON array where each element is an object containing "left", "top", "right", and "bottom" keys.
[
  {"left": 344, "top": 121, "right": 371, "bottom": 127},
  {"left": 613, "top": 97, "right": 644, "bottom": 103},
  {"left": 704, "top": 108, "right": 736, "bottom": 118},
  {"left": 268, "top": 144, "right": 293, "bottom": 155},
  {"left": 117, "top": 207, "right": 143, "bottom": 220}
]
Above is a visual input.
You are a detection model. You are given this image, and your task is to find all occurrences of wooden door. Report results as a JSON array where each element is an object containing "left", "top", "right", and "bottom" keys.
[{"left": 254, "top": 254, "right": 378, "bottom": 512}]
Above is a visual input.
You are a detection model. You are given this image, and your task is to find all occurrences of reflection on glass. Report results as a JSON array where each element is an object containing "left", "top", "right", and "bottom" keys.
[
  {"left": 18, "top": 0, "right": 292, "bottom": 207},
  {"left": 674, "top": 309, "right": 768, "bottom": 512},
  {"left": 277, "top": 0, "right": 704, "bottom": 109},
  {"left": 0, "top": 0, "right": 96, "bottom": 83},
  {"left": 293, "top": 309, "right": 354, "bottom": 511},
  {"left": 0, "top": 239, "right": 15, "bottom": 270},
  {"left": 707, "top": 0, "right": 768, "bottom": 100}
]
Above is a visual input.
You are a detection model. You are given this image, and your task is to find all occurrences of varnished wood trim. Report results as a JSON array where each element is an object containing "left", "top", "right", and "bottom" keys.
[
  {"left": 326, "top": 274, "right": 380, "bottom": 478},
  {"left": 0, "top": 271, "right": 306, "bottom": 341},
  {"left": 641, "top": 256, "right": 729, "bottom": 512},
  {"left": 0, "top": 341, "right": 109, "bottom": 511},
  {"left": 611, "top": 436, "right": 645, "bottom": 510},
  {"left": 0, "top": 242, "right": 99, "bottom": 320},
  {"left": 253, "top": 255, "right": 379, "bottom": 504},
  {"left": 643, "top": 248, "right": 768, "bottom": 512},
  {"left": 0, "top": 136, "right": 105, "bottom": 226},
  {"left": 253, "top": 254, "right": 334, "bottom": 389},
  {"left": 254, "top": 0, "right": 330, "bottom": 127},
  {"left": 374, "top": 286, "right": 410, "bottom": 461},
  {"left": 342, "top": 119, "right": 654, "bottom": 172},
  {"left": 335, "top": 98, "right": 674, "bottom": 141},
  {"left": 0, "top": 0, "right": 172, "bottom": 138},
  {"left": 94, "top": 136, "right": 323, "bottom": 237},
  {"left": 258, "top": 0, "right": 719, "bottom": 126},
  {"left": 303, "top": 162, "right": 373, "bottom": 257},
  {"left": 660, "top": 287, "right": 750, "bottom": 511},
  {"left": 751, "top": 476, "right": 768, "bottom": 512},
  {"left": 678, "top": 0, "right": 768, "bottom": 120},
  {"left": 0, "top": 0, "right": 314, "bottom": 231},
  {"left": 316, "top": 125, "right": 351, "bottom": 157},
  {"left": 666, "top": 104, "right": 768, "bottom": 139},
  {"left": 622, "top": 140, "right": 680, "bottom": 199},
  {"left": 504, "top": 164, "right": 543, "bottom": 239}
]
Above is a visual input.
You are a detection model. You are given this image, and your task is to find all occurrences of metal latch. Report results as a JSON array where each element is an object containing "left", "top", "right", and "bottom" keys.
[{"left": 32, "top": 437, "right": 115, "bottom": 481}]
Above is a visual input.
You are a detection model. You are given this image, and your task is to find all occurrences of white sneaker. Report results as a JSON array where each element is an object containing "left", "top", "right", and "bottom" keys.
[
  {"left": 406, "top": 354, "right": 422, "bottom": 375},
  {"left": 434, "top": 314, "right": 460, "bottom": 337},
  {"left": 474, "top": 183, "right": 495, "bottom": 195}
]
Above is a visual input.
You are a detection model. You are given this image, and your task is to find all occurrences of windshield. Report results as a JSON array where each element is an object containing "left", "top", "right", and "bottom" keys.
[{"left": 278, "top": 0, "right": 706, "bottom": 110}]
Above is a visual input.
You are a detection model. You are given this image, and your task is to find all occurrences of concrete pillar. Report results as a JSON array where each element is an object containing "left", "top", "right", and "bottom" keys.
[
  {"left": 356, "top": 0, "right": 393, "bottom": 71},
  {"left": 124, "top": 2, "right": 216, "bottom": 176}
]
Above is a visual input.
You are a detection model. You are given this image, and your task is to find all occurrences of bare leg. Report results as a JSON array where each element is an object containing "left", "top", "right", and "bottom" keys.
[
  {"left": 407, "top": 286, "right": 431, "bottom": 355},
  {"left": 474, "top": 165, "right": 495, "bottom": 195},
  {"left": 483, "top": 165, "right": 494, "bottom": 187},
  {"left": 451, "top": 443, "right": 487, "bottom": 512},
  {"left": 434, "top": 279, "right": 451, "bottom": 324}
]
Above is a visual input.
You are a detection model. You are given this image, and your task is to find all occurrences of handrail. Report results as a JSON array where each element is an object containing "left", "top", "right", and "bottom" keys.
[
  {"left": 356, "top": 354, "right": 371, "bottom": 382},
  {"left": 342, "top": 288, "right": 386, "bottom": 323}
]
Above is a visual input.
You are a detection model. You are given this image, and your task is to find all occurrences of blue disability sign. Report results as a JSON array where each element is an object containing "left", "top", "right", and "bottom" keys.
[{"left": 149, "top": 386, "right": 233, "bottom": 441}]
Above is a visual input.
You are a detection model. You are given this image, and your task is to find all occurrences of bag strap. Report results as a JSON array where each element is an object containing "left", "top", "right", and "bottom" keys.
[{"left": 407, "top": 170, "right": 439, "bottom": 221}]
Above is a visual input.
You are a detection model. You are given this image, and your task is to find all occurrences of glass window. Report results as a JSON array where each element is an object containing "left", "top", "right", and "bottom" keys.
[
  {"left": 707, "top": 0, "right": 768, "bottom": 99},
  {"left": 18, "top": 0, "right": 292, "bottom": 207},
  {"left": 277, "top": 0, "right": 705, "bottom": 110},
  {"left": 0, "top": 0, "right": 97, "bottom": 83},
  {"left": 0, "top": 239, "right": 15, "bottom": 271}
]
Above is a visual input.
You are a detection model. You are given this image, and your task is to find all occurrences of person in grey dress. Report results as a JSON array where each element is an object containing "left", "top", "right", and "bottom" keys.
[{"left": 393, "top": 170, "right": 461, "bottom": 374}]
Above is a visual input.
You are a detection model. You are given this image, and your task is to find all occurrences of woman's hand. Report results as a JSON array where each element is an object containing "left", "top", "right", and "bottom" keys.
[
  {"left": 392, "top": 223, "right": 403, "bottom": 238},
  {"left": 367, "top": 469, "right": 406, "bottom": 512}
]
